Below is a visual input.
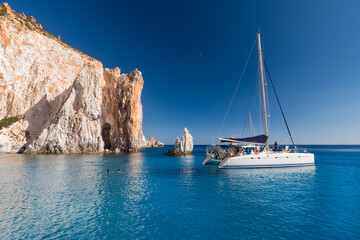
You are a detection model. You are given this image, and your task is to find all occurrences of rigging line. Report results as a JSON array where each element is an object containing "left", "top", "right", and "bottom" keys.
[
  {"left": 217, "top": 37, "right": 257, "bottom": 137},
  {"left": 249, "top": 112, "right": 257, "bottom": 136},
  {"left": 265, "top": 78, "right": 271, "bottom": 132},
  {"left": 279, "top": 136, "right": 291, "bottom": 146},
  {"left": 263, "top": 57, "right": 296, "bottom": 151},
  {"left": 241, "top": 60, "right": 258, "bottom": 137}
]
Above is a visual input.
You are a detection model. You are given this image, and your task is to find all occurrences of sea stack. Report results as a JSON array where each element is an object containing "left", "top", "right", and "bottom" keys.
[
  {"left": 167, "top": 128, "right": 193, "bottom": 155},
  {"left": 0, "top": 3, "right": 148, "bottom": 153},
  {"left": 147, "top": 136, "right": 164, "bottom": 147}
]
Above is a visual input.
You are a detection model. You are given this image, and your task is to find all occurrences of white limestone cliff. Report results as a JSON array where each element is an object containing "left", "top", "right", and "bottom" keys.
[
  {"left": 0, "top": 134, "right": 11, "bottom": 153},
  {"left": 24, "top": 65, "right": 104, "bottom": 153},
  {"left": 0, "top": 3, "right": 148, "bottom": 153}
]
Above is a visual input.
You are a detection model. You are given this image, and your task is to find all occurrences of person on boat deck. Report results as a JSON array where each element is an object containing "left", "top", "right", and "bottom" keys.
[{"left": 273, "top": 141, "right": 280, "bottom": 152}]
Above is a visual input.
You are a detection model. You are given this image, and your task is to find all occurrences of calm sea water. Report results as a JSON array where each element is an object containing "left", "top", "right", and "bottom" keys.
[{"left": 0, "top": 145, "right": 360, "bottom": 239}]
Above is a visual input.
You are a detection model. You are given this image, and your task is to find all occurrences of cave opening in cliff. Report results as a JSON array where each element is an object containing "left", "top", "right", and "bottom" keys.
[{"left": 102, "top": 123, "right": 112, "bottom": 150}]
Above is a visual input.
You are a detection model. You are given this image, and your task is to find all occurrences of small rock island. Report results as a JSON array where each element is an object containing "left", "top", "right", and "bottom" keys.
[
  {"left": 167, "top": 128, "right": 193, "bottom": 155},
  {"left": 147, "top": 136, "right": 164, "bottom": 147}
]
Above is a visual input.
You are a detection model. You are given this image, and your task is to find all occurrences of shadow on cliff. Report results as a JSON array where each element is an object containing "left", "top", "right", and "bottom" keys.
[
  {"left": 19, "top": 87, "right": 71, "bottom": 152},
  {"left": 100, "top": 70, "right": 128, "bottom": 152}
]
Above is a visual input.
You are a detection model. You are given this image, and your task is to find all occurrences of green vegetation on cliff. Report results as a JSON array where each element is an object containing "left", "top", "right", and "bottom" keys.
[
  {"left": 0, "top": 115, "right": 23, "bottom": 130},
  {"left": 0, "top": 9, "right": 7, "bottom": 16}
]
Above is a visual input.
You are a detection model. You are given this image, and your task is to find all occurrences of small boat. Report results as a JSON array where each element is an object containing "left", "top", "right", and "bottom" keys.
[{"left": 204, "top": 32, "right": 314, "bottom": 168}]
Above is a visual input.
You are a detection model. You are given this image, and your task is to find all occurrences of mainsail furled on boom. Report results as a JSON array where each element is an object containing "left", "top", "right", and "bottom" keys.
[{"left": 218, "top": 134, "right": 268, "bottom": 145}]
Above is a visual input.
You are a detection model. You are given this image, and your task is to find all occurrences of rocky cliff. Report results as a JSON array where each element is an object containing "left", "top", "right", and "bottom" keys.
[{"left": 0, "top": 3, "right": 147, "bottom": 153}]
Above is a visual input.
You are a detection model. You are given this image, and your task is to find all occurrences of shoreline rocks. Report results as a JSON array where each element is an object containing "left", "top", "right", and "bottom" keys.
[
  {"left": 167, "top": 128, "right": 193, "bottom": 156},
  {"left": 147, "top": 136, "right": 164, "bottom": 148},
  {"left": 0, "top": 134, "right": 11, "bottom": 153}
]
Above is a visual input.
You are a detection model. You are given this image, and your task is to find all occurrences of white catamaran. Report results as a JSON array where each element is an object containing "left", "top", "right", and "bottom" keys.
[{"left": 204, "top": 32, "right": 314, "bottom": 168}]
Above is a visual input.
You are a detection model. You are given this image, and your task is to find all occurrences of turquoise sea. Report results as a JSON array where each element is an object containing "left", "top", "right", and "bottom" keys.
[{"left": 0, "top": 145, "right": 360, "bottom": 239}]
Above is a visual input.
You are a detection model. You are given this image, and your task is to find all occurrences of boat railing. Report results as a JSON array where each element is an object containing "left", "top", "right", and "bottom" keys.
[
  {"left": 206, "top": 145, "right": 217, "bottom": 150},
  {"left": 294, "top": 147, "right": 307, "bottom": 153},
  {"left": 266, "top": 146, "right": 308, "bottom": 153}
]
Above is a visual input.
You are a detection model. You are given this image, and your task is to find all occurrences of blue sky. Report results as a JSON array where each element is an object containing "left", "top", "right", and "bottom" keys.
[{"left": 7, "top": 0, "right": 360, "bottom": 144}]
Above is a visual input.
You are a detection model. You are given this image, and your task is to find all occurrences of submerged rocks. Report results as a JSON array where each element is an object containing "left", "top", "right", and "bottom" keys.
[
  {"left": 147, "top": 136, "right": 164, "bottom": 147},
  {"left": 167, "top": 128, "right": 193, "bottom": 155}
]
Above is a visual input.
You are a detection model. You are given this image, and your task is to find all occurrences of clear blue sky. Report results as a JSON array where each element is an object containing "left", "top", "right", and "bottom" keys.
[{"left": 7, "top": 0, "right": 360, "bottom": 144}]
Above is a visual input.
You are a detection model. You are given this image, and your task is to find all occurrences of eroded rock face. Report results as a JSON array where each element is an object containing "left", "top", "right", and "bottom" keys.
[
  {"left": 0, "top": 134, "right": 11, "bottom": 153},
  {"left": 168, "top": 128, "right": 193, "bottom": 155},
  {"left": 0, "top": 3, "right": 148, "bottom": 153},
  {"left": 101, "top": 67, "right": 147, "bottom": 152},
  {"left": 24, "top": 65, "right": 104, "bottom": 153}
]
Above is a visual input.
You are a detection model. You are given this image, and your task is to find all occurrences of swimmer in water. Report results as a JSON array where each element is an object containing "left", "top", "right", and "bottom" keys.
[
  {"left": 106, "top": 169, "right": 110, "bottom": 174},
  {"left": 117, "top": 169, "right": 121, "bottom": 173}
]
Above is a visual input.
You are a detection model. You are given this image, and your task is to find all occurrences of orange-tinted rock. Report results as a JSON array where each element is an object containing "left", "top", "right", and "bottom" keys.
[
  {"left": 101, "top": 68, "right": 147, "bottom": 151},
  {"left": 0, "top": 3, "right": 147, "bottom": 153},
  {"left": 1, "top": 3, "right": 12, "bottom": 14},
  {"left": 114, "top": 67, "right": 120, "bottom": 76},
  {"left": 29, "top": 16, "right": 36, "bottom": 23},
  {"left": 0, "top": 22, "right": 11, "bottom": 54}
]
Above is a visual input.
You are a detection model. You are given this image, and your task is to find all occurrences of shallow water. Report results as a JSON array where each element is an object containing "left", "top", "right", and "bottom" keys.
[{"left": 0, "top": 145, "right": 359, "bottom": 239}]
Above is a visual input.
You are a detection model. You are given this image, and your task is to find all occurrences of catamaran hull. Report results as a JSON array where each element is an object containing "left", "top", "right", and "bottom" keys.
[
  {"left": 203, "top": 156, "right": 222, "bottom": 165},
  {"left": 219, "top": 153, "right": 314, "bottom": 168}
]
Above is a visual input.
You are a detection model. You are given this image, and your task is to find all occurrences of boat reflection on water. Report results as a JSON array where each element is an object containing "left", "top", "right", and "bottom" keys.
[
  {"left": 223, "top": 165, "right": 316, "bottom": 177},
  {"left": 219, "top": 166, "right": 316, "bottom": 196}
]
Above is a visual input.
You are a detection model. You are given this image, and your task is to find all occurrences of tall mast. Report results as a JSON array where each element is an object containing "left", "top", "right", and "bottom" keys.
[
  {"left": 249, "top": 112, "right": 253, "bottom": 136},
  {"left": 257, "top": 33, "right": 269, "bottom": 148}
]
